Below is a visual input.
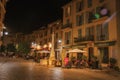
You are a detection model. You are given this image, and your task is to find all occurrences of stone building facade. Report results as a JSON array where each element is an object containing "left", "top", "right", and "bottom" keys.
[{"left": 62, "top": 0, "right": 120, "bottom": 67}]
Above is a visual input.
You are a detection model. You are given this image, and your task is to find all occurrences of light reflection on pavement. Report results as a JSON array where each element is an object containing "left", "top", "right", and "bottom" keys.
[{"left": 0, "top": 58, "right": 120, "bottom": 80}]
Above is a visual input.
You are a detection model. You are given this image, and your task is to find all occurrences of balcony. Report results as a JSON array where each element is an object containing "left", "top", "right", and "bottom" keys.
[
  {"left": 74, "top": 35, "right": 94, "bottom": 43},
  {"left": 86, "top": 35, "right": 94, "bottom": 41},
  {"left": 92, "top": 16, "right": 109, "bottom": 23},
  {"left": 65, "top": 40, "right": 70, "bottom": 45},
  {"left": 97, "top": 35, "right": 107, "bottom": 41},
  {"left": 74, "top": 37, "right": 86, "bottom": 43},
  {"left": 62, "top": 23, "right": 72, "bottom": 29}
]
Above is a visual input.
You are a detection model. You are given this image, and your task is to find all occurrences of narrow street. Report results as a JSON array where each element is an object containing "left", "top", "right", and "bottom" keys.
[{"left": 0, "top": 57, "right": 119, "bottom": 80}]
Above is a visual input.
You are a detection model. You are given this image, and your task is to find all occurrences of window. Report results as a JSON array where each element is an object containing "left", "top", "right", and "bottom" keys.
[
  {"left": 62, "top": 19, "right": 71, "bottom": 29},
  {"left": 45, "top": 39, "right": 47, "bottom": 43},
  {"left": 76, "top": 14, "right": 84, "bottom": 26},
  {"left": 48, "top": 38, "right": 51, "bottom": 42},
  {"left": 95, "top": 6, "right": 107, "bottom": 19},
  {"left": 86, "top": 27, "right": 94, "bottom": 36},
  {"left": 56, "top": 33, "right": 58, "bottom": 40},
  {"left": 78, "top": 29, "right": 82, "bottom": 38},
  {"left": 44, "top": 30, "right": 47, "bottom": 36},
  {"left": 50, "top": 27, "right": 52, "bottom": 34},
  {"left": 40, "top": 34, "right": 43, "bottom": 38},
  {"left": 87, "top": 0, "right": 92, "bottom": 8},
  {"left": 56, "top": 26, "right": 59, "bottom": 30},
  {"left": 95, "top": 6, "right": 101, "bottom": 14},
  {"left": 85, "top": 11, "right": 94, "bottom": 23},
  {"left": 65, "top": 6, "right": 71, "bottom": 17},
  {"left": 99, "top": 47, "right": 109, "bottom": 63},
  {"left": 0, "top": 0, "right": 2, "bottom": 2},
  {"left": 66, "top": 19, "right": 70, "bottom": 24},
  {"left": 38, "top": 34, "right": 40, "bottom": 38},
  {"left": 76, "top": 0, "right": 84, "bottom": 12},
  {"left": 65, "top": 31, "right": 71, "bottom": 44},
  {"left": 99, "top": 0, "right": 104, "bottom": 3},
  {"left": 86, "top": 26, "right": 94, "bottom": 41},
  {"left": 40, "top": 41, "right": 42, "bottom": 45},
  {"left": 96, "top": 23, "right": 109, "bottom": 41},
  {"left": 103, "top": 23, "right": 109, "bottom": 39}
]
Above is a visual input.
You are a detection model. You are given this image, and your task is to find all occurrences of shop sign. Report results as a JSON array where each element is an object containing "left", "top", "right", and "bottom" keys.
[
  {"left": 95, "top": 41, "right": 116, "bottom": 47},
  {"left": 72, "top": 44, "right": 87, "bottom": 48}
]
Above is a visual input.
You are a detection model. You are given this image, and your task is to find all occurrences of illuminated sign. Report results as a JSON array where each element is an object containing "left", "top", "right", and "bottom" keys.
[
  {"left": 100, "top": 8, "right": 108, "bottom": 16},
  {"left": 95, "top": 13, "right": 100, "bottom": 19},
  {"left": 95, "top": 41, "right": 116, "bottom": 47}
]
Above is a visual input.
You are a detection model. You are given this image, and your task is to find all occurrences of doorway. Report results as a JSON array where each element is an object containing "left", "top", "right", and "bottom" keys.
[
  {"left": 98, "top": 47, "right": 109, "bottom": 63},
  {"left": 77, "top": 53, "right": 83, "bottom": 60},
  {"left": 88, "top": 47, "right": 94, "bottom": 62}
]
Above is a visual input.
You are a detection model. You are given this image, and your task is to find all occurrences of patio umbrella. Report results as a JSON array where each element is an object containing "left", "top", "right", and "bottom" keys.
[
  {"left": 38, "top": 50, "right": 50, "bottom": 53},
  {"left": 68, "top": 49, "right": 86, "bottom": 53}
]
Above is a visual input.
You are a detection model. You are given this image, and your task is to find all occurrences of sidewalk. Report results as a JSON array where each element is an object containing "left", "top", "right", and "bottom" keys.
[{"left": 0, "top": 56, "right": 29, "bottom": 62}]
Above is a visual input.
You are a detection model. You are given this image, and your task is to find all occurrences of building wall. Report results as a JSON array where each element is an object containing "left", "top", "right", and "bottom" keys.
[
  {"left": 0, "top": 0, "right": 7, "bottom": 45},
  {"left": 29, "top": 20, "right": 62, "bottom": 50},
  {"left": 116, "top": 0, "right": 120, "bottom": 67},
  {"left": 62, "top": 0, "right": 119, "bottom": 67},
  {"left": 14, "top": 0, "right": 120, "bottom": 67}
]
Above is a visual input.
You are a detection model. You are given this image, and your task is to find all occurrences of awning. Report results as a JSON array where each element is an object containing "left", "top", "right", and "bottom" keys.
[
  {"left": 67, "top": 49, "right": 86, "bottom": 53},
  {"left": 37, "top": 50, "right": 50, "bottom": 53}
]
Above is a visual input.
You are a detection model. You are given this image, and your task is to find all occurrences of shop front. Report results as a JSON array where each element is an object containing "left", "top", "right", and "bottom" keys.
[
  {"left": 35, "top": 47, "right": 50, "bottom": 65},
  {"left": 62, "top": 45, "right": 87, "bottom": 68},
  {"left": 95, "top": 40, "right": 116, "bottom": 68},
  {"left": 54, "top": 49, "right": 62, "bottom": 67},
  {"left": 62, "top": 40, "right": 116, "bottom": 68}
]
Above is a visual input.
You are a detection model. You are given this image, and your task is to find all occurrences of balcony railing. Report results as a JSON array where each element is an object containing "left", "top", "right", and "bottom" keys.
[
  {"left": 86, "top": 35, "right": 94, "bottom": 41},
  {"left": 65, "top": 40, "right": 70, "bottom": 44},
  {"left": 97, "top": 35, "right": 107, "bottom": 41},
  {"left": 62, "top": 23, "right": 72, "bottom": 29},
  {"left": 74, "top": 35, "right": 94, "bottom": 43}
]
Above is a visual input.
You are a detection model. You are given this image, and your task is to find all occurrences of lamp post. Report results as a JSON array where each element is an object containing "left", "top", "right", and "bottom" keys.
[
  {"left": 0, "top": 26, "right": 8, "bottom": 53},
  {"left": 49, "top": 32, "right": 55, "bottom": 66},
  {"left": 58, "top": 39, "right": 63, "bottom": 67},
  {"left": 1, "top": 26, "right": 8, "bottom": 45},
  {"left": 58, "top": 40, "right": 62, "bottom": 43},
  {"left": 4, "top": 32, "right": 8, "bottom": 35}
]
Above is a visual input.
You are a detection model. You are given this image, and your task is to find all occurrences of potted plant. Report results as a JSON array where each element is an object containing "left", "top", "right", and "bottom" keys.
[
  {"left": 109, "top": 58, "right": 117, "bottom": 68},
  {"left": 90, "top": 55, "right": 99, "bottom": 69}
]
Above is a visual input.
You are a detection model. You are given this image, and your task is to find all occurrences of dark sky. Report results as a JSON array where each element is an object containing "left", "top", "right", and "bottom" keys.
[{"left": 4, "top": 0, "right": 71, "bottom": 34}]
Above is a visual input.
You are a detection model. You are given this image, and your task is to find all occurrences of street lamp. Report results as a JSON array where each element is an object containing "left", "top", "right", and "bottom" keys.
[
  {"left": 0, "top": 26, "right": 8, "bottom": 53},
  {"left": 49, "top": 32, "right": 55, "bottom": 66},
  {"left": 4, "top": 31, "right": 8, "bottom": 35},
  {"left": 58, "top": 40, "right": 62, "bottom": 43},
  {"left": 43, "top": 44, "right": 47, "bottom": 48},
  {"left": 36, "top": 44, "right": 41, "bottom": 50},
  {"left": 1, "top": 26, "right": 8, "bottom": 45},
  {"left": 58, "top": 39, "right": 63, "bottom": 67}
]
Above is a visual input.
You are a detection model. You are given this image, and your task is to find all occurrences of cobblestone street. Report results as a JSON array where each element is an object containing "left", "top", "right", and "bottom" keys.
[{"left": 0, "top": 57, "right": 120, "bottom": 80}]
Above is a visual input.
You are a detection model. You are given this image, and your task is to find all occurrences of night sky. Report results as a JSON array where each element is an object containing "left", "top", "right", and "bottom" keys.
[{"left": 4, "top": 0, "right": 71, "bottom": 34}]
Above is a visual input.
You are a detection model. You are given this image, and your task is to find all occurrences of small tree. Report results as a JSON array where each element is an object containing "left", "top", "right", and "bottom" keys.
[
  {"left": 17, "top": 42, "right": 31, "bottom": 56},
  {"left": 6, "top": 43, "right": 16, "bottom": 52},
  {"left": 0, "top": 45, "right": 6, "bottom": 52},
  {"left": 109, "top": 58, "right": 117, "bottom": 68},
  {"left": 82, "top": 55, "right": 87, "bottom": 61}
]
